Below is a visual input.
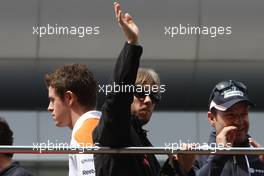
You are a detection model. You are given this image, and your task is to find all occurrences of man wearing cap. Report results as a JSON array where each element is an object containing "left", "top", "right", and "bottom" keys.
[
  {"left": 160, "top": 80, "right": 264, "bottom": 176},
  {"left": 193, "top": 80, "right": 264, "bottom": 176}
]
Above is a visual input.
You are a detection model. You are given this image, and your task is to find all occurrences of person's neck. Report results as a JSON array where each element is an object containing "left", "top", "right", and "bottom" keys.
[
  {"left": 0, "top": 156, "right": 12, "bottom": 172},
  {"left": 70, "top": 105, "right": 94, "bottom": 129}
]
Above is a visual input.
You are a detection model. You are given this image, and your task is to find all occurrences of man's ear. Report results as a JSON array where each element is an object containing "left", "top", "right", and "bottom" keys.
[
  {"left": 208, "top": 111, "right": 215, "bottom": 128},
  {"left": 64, "top": 91, "right": 76, "bottom": 106}
]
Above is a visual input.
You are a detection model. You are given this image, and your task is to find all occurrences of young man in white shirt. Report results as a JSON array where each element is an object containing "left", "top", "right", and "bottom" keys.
[{"left": 45, "top": 64, "right": 101, "bottom": 176}]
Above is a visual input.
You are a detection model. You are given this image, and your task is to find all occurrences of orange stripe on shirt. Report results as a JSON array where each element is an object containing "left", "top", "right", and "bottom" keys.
[{"left": 74, "top": 117, "right": 99, "bottom": 146}]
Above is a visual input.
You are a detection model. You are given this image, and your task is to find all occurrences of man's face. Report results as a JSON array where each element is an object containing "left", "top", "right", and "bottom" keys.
[
  {"left": 47, "top": 87, "right": 71, "bottom": 128},
  {"left": 210, "top": 102, "right": 250, "bottom": 145},
  {"left": 131, "top": 93, "right": 155, "bottom": 126}
]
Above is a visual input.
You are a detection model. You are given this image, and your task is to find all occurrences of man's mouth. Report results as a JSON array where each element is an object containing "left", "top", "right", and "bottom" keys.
[{"left": 140, "top": 108, "right": 150, "bottom": 113}]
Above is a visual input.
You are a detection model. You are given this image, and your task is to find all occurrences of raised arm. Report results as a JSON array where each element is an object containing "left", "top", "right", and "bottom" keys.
[{"left": 93, "top": 2, "right": 142, "bottom": 147}]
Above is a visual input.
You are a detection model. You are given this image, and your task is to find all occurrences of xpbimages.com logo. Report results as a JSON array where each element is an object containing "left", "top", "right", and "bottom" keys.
[
  {"left": 98, "top": 82, "right": 166, "bottom": 95},
  {"left": 32, "top": 140, "right": 99, "bottom": 153},
  {"left": 165, "top": 140, "right": 232, "bottom": 154},
  {"left": 32, "top": 24, "right": 100, "bottom": 38}
]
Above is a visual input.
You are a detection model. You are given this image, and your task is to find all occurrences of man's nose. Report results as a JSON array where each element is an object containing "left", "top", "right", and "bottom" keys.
[
  {"left": 47, "top": 103, "right": 53, "bottom": 112},
  {"left": 144, "top": 95, "right": 152, "bottom": 104},
  {"left": 233, "top": 115, "right": 243, "bottom": 126}
]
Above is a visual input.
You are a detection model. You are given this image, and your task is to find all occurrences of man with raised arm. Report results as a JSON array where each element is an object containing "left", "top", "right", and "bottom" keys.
[{"left": 93, "top": 2, "right": 161, "bottom": 176}]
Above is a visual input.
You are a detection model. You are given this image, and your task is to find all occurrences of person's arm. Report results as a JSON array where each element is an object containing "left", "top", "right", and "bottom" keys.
[
  {"left": 160, "top": 156, "right": 196, "bottom": 176},
  {"left": 160, "top": 146, "right": 228, "bottom": 176},
  {"left": 194, "top": 127, "right": 235, "bottom": 176},
  {"left": 93, "top": 2, "right": 142, "bottom": 147},
  {"left": 194, "top": 155, "right": 228, "bottom": 176}
]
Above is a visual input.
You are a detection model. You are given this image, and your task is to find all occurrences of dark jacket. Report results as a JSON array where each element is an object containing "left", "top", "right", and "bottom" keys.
[
  {"left": 0, "top": 161, "right": 34, "bottom": 176},
  {"left": 194, "top": 130, "right": 264, "bottom": 176},
  {"left": 160, "top": 157, "right": 196, "bottom": 176},
  {"left": 93, "top": 42, "right": 160, "bottom": 176}
]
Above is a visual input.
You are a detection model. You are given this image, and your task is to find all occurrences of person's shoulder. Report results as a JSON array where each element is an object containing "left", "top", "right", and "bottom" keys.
[
  {"left": 13, "top": 167, "right": 34, "bottom": 176},
  {"left": 3, "top": 161, "right": 34, "bottom": 176},
  {"left": 74, "top": 117, "right": 100, "bottom": 146}
]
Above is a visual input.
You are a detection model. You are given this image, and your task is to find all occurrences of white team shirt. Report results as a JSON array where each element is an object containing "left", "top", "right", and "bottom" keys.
[{"left": 69, "top": 110, "right": 101, "bottom": 176}]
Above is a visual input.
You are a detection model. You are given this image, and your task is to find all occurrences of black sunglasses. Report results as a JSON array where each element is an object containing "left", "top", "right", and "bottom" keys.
[
  {"left": 134, "top": 91, "right": 161, "bottom": 103},
  {"left": 214, "top": 80, "right": 247, "bottom": 92}
]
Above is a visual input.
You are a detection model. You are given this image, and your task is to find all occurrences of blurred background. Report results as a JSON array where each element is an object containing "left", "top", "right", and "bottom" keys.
[{"left": 0, "top": 0, "right": 264, "bottom": 175}]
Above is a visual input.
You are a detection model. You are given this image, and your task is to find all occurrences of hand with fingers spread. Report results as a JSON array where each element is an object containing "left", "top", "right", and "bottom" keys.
[
  {"left": 249, "top": 138, "right": 264, "bottom": 163},
  {"left": 114, "top": 2, "right": 139, "bottom": 44},
  {"left": 216, "top": 126, "right": 237, "bottom": 147}
]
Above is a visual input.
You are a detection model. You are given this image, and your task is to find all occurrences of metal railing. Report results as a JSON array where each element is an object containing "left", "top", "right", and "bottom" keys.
[{"left": 1, "top": 146, "right": 264, "bottom": 155}]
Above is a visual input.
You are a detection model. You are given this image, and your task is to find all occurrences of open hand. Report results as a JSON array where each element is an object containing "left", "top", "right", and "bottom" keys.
[{"left": 114, "top": 2, "right": 139, "bottom": 44}]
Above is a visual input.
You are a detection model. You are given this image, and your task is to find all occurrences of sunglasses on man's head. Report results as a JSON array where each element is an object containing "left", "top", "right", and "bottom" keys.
[
  {"left": 214, "top": 80, "right": 247, "bottom": 92},
  {"left": 208, "top": 80, "right": 248, "bottom": 107},
  {"left": 134, "top": 91, "right": 161, "bottom": 103}
]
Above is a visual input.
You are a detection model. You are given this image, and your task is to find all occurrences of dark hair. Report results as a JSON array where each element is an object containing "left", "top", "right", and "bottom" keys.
[
  {"left": 0, "top": 117, "right": 14, "bottom": 158},
  {"left": 45, "top": 64, "right": 97, "bottom": 108}
]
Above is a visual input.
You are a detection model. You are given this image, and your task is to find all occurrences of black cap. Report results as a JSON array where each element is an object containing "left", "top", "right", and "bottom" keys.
[{"left": 208, "top": 80, "right": 255, "bottom": 111}]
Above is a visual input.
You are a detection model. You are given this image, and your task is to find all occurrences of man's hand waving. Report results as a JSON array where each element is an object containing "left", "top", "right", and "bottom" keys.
[{"left": 114, "top": 2, "right": 139, "bottom": 44}]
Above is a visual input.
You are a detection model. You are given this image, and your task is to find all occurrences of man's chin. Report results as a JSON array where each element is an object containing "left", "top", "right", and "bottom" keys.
[
  {"left": 137, "top": 117, "right": 149, "bottom": 126},
  {"left": 55, "top": 122, "right": 64, "bottom": 127},
  {"left": 138, "top": 113, "right": 148, "bottom": 120},
  {"left": 234, "top": 136, "right": 247, "bottom": 146}
]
